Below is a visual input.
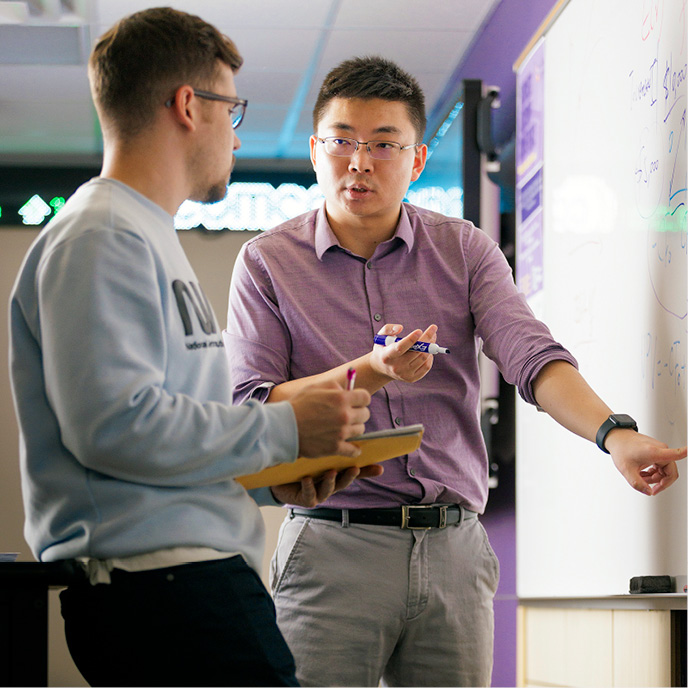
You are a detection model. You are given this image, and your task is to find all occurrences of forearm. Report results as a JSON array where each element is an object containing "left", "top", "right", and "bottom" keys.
[
  {"left": 531, "top": 360, "right": 613, "bottom": 443},
  {"left": 267, "top": 352, "right": 391, "bottom": 402},
  {"left": 267, "top": 325, "right": 437, "bottom": 403},
  {"left": 533, "top": 360, "right": 686, "bottom": 496}
]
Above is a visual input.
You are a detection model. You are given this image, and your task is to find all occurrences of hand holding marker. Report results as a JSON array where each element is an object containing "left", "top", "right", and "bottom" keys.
[
  {"left": 346, "top": 367, "right": 357, "bottom": 390},
  {"left": 373, "top": 334, "right": 450, "bottom": 355}
]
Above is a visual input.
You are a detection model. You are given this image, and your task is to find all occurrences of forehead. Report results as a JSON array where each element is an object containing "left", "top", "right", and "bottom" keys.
[{"left": 317, "top": 97, "right": 415, "bottom": 137}]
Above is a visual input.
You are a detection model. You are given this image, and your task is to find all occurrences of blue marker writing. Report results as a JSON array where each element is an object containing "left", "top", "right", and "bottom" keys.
[{"left": 374, "top": 334, "right": 450, "bottom": 355}]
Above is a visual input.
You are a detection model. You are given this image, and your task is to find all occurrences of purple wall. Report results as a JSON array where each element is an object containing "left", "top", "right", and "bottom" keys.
[
  {"left": 428, "top": 0, "right": 559, "bottom": 148},
  {"left": 432, "top": 1, "right": 561, "bottom": 685},
  {"left": 482, "top": 483, "right": 518, "bottom": 687}
]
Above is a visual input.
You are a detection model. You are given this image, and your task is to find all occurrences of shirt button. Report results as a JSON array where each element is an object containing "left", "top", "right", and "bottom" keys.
[
  {"left": 366, "top": 262, "right": 373, "bottom": 269},
  {"left": 394, "top": 417, "right": 402, "bottom": 425},
  {"left": 374, "top": 313, "right": 382, "bottom": 322},
  {"left": 410, "top": 469, "right": 416, "bottom": 476}
]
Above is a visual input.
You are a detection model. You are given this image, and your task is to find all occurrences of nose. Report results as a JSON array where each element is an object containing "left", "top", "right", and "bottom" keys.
[
  {"left": 348, "top": 144, "right": 372, "bottom": 173},
  {"left": 233, "top": 130, "right": 242, "bottom": 152}
]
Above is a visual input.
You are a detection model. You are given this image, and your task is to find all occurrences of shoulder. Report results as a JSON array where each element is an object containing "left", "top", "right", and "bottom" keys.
[
  {"left": 404, "top": 202, "right": 496, "bottom": 249},
  {"left": 45, "top": 179, "right": 157, "bottom": 241},
  {"left": 240, "top": 208, "right": 319, "bottom": 259},
  {"left": 33, "top": 180, "right": 162, "bottom": 271}
]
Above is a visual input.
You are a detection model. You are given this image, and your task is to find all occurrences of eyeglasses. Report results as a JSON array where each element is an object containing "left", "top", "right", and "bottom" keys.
[
  {"left": 193, "top": 89, "right": 247, "bottom": 129},
  {"left": 316, "top": 136, "right": 419, "bottom": 160},
  {"left": 165, "top": 88, "right": 248, "bottom": 129}
]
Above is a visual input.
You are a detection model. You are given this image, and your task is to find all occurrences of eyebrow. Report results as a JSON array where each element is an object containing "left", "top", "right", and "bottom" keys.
[{"left": 330, "top": 122, "right": 404, "bottom": 136}]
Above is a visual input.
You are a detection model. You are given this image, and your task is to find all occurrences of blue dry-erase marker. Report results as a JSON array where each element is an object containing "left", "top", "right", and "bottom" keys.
[{"left": 374, "top": 334, "right": 450, "bottom": 355}]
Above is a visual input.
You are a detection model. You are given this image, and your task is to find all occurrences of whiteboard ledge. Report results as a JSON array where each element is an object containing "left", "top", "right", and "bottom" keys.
[{"left": 518, "top": 594, "right": 686, "bottom": 611}]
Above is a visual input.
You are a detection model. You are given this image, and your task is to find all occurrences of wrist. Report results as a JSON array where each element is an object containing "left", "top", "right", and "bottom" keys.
[
  {"left": 364, "top": 352, "right": 394, "bottom": 387},
  {"left": 595, "top": 414, "right": 638, "bottom": 453},
  {"left": 603, "top": 427, "right": 639, "bottom": 454}
]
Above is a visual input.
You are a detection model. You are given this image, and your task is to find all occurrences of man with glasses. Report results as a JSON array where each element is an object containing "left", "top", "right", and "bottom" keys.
[
  {"left": 225, "top": 55, "right": 686, "bottom": 686},
  {"left": 8, "top": 9, "right": 373, "bottom": 687}
]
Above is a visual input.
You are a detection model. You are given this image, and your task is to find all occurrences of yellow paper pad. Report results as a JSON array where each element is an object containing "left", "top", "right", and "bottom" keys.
[{"left": 236, "top": 424, "right": 424, "bottom": 489}]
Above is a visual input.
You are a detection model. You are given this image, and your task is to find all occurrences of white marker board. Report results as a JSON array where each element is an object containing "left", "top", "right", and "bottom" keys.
[{"left": 516, "top": 0, "right": 687, "bottom": 598}]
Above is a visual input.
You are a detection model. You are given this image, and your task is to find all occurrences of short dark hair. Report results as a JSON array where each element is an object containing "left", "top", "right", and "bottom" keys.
[
  {"left": 313, "top": 56, "right": 426, "bottom": 141},
  {"left": 89, "top": 7, "right": 243, "bottom": 140}
]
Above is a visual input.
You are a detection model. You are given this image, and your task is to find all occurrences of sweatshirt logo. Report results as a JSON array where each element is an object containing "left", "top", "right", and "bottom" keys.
[{"left": 172, "top": 279, "right": 224, "bottom": 351}]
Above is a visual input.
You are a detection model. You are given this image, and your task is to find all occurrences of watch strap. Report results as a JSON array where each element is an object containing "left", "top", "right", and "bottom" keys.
[{"left": 596, "top": 414, "right": 638, "bottom": 453}]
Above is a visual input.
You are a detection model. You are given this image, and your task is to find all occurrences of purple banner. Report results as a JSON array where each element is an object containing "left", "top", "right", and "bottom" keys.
[
  {"left": 516, "top": 39, "right": 545, "bottom": 302},
  {"left": 519, "top": 168, "right": 543, "bottom": 224}
]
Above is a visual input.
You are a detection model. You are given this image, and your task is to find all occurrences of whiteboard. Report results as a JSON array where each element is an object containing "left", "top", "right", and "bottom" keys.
[{"left": 516, "top": 0, "right": 687, "bottom": 598}]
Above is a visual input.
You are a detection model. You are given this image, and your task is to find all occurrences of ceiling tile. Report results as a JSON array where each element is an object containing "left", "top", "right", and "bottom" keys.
[
  {"left": 320, "top": 28, "right": 475, "bottom": 75},
  {"left": 94, "top": 0, "right": 335, "bottom": 30},
  {"left": 235, "top": 70, "right": 302, "bottom": 108},
  {"left": 334, "top": 0, "right": 496, "bottom": 31},
  {"left": 0, "top": 65, "right": 91, "bottom": 100},
  {"left": 227, "top": 28, "right": 323, "bottom": 73},
  {"left": 0, "top": 102, "right": 97, "bottom": 154},
  {"left": 0, "top": 0, "right": 504, "bottom": 165}
]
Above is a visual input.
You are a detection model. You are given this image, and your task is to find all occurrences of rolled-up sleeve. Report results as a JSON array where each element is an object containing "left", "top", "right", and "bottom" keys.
[
  {"left": 225, "top": 241, "right": 293, "bottom": 404},
  {"left": 466, "top": 228, "right": 578, "bottom": 405}
]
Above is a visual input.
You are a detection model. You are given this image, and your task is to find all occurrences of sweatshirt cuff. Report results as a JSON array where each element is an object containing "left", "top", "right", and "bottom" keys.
[{"left": 263, "top": 399, "right": 299, "bottom": 466}]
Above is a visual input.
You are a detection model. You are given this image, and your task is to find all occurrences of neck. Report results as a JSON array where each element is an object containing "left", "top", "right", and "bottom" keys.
[
  {"left": 100, "top": 134, "right": 189, "bottom": 217},
  {"left": 326, "top": 206, "right": 402, "bottom": 260}
]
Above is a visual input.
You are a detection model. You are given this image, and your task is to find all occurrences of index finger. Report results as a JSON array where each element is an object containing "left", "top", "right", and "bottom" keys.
[
  {"left": 393, "top": 329, "right": 424, "bottom": 355},
  {"left": 420, "top": 324, "right": 438, "bottom": 344}
]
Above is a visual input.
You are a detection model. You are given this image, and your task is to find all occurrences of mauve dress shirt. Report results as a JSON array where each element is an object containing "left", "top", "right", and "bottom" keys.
[{"left": 225, "top": 203, "right": 577, "bottom": 513}]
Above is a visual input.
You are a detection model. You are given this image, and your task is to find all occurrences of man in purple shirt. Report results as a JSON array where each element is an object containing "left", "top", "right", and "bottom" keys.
[{"left": 225, "top": 56, "right": 686, "bottom": 687}]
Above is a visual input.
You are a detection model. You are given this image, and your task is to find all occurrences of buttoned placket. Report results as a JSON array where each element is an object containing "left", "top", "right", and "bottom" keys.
[{"left": 361, "top": 253, "right": 417, "bottom": 481}]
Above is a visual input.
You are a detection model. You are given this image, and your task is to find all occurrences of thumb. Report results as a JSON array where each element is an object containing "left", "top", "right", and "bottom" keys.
[{"left": 377, "top": 323, "right": 403, "bottom": 336}]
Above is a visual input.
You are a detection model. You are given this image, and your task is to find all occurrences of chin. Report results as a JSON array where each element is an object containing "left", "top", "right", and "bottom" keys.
[{"left": 203, "top": 181, "right": 230, "bottom": 204}]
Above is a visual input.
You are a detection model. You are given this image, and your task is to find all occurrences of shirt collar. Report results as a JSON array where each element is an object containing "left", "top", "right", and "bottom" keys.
[{"left": 313, "top": 203, "right": 415, "bottom": 261}]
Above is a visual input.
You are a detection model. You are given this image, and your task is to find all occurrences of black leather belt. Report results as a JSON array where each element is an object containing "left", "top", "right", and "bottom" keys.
[{"left": 290, "top": 504, "right": 476, "bottom": 530}]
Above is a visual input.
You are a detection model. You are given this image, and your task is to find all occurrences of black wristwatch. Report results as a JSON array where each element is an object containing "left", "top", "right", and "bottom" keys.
[{"left": 595, "top": 414, "right": 638, "bottom": 453}]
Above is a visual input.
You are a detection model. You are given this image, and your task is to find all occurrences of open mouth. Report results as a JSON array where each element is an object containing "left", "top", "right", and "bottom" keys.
[{"left": 347, "top": 184, "right": 372, "bottom": 197}]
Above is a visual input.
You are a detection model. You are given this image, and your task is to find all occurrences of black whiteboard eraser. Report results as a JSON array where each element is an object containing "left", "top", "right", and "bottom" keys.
[{"left": 629, "top": 575, "right": 673, "bottom": 594}]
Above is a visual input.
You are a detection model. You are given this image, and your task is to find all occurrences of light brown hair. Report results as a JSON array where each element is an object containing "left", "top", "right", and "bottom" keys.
[{"left": 88, "top": 7, "right": 242, "bottom": 140}]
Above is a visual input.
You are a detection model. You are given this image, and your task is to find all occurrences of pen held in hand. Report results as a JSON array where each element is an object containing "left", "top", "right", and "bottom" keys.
[
  {"left": 346, "top": 367, "right": 357, "bottom": 390},
  {"left": 373, "top": 334, "right": 450, "bottom": 355}
]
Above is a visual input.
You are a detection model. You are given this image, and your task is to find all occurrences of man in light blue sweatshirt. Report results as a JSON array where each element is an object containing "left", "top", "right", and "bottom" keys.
[{"left": 8, "top": 8, "right": 374, "bottom": 687}]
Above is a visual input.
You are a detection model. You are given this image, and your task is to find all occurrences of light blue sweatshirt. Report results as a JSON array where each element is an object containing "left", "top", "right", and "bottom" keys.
[{"left": 9, "top": 178, "right": 297, "bottom": 572}]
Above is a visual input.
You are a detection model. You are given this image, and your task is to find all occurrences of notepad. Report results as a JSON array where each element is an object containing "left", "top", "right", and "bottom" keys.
[{"left": 236, "top": 424, "right": 424, "bottom": 489}]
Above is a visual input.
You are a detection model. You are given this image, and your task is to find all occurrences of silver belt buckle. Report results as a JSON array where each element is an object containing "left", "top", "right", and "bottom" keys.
[{"left": 401, "top": 504, "right": 448, "bottom": 529}]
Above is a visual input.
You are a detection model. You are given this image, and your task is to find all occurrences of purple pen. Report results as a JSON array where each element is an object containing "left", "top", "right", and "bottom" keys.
[{"left": 373, "top": 334, "right": 450, "bottom": 355}]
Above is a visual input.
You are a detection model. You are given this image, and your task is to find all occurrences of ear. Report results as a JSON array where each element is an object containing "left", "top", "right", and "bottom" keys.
[
  {"left": 410, "top": 143, "right": 428, "bottom": 183},
  {"left": 166, "top": 85, "right": 197, "bottom": 132},
  {"left": 309, "top": 135, "right": 318, "bottom": 172}
]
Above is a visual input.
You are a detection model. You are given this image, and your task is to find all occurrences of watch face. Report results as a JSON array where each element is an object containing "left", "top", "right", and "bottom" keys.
[{"left": 611, "top": 414, "right": 636, "bottom": 427}]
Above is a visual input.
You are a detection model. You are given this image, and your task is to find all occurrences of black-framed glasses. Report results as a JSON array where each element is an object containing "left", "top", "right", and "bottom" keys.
[
  {"left": 316, "top": 136, "right": 419, "bottom": 160},
  {"left": 165, "top": 88, "right": 248, "bottom": 129}
]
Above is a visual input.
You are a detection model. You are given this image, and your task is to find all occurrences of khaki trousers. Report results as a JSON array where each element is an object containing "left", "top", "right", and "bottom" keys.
[{"left": 270, "top": 512, "right": 499, "bottom": 687}]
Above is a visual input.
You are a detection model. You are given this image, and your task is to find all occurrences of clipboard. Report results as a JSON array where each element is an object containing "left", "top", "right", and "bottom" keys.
[{"left": 236, "top": 424, "right": 424, "bottom": 489}]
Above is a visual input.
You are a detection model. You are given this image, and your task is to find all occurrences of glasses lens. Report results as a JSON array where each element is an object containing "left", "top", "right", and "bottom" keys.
[
  {"left": 368, "top": 141, "right": 400, "bottom": 160},
  {"left": 231, "top": 103, "right": 245, "bottom": 130},
  {"left": 324, "top": 138, "right": 356, "bottom": 156}
]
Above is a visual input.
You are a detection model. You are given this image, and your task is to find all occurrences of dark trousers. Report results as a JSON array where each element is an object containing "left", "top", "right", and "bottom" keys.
[{"left": 60, "top": 555, "right": 299, "bottom": 687}]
